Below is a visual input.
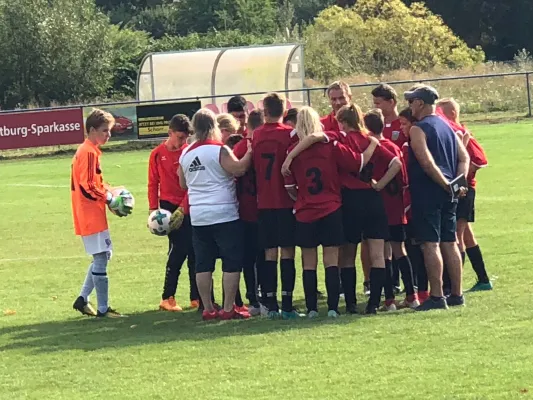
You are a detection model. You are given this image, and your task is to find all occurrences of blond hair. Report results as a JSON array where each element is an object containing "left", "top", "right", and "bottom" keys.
[
  {"left": 326, "top": 81, "right": 351, "bottom": 98},
  {"left": 437, "top": 98, "right": 461, "bottom": 118},
  {"left": 192, "top": 108, "right": 221, "bottom": 142},
  {"left": 295, "top": 106, "right": 323, "bottom": 141},
  {"left": 336, "top": 104, "right": 367, "bottom": 133},
  {"left": 216, "top": 113, "right": 239, "bottom": 135},
  {"left": 85, "top": 108, "right": 114, "bottom": 134}
]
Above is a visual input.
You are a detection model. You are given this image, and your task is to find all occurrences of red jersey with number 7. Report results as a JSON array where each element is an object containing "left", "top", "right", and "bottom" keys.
[
  {"left": 284, "top": 140, "right": 363, "bottom": 223},
  {"left": 378, "top": 138, "right": 407, "bottom": 226},
  {"left": 252, "top": 122, "right": 297, "bottom": 209}
]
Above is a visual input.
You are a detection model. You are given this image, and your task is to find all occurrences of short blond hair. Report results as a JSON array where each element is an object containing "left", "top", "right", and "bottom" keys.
[
  {"left": 437, "top": 98, "right": 461, "bottom": 116},
  {"left": 295, "top": 106, "right": 323, "bottom": 141},
  {"left": 326, "top": 81, "right": 351, "bottom": 98},
  {"left": 192, "top": 108, "right": 221, "bottom": 142},
  {"left": 217, "top": 113, "right": 239, "bottom": 135},
  {"left": 85, "top": 108, "right": 114, "bottom": 134}
]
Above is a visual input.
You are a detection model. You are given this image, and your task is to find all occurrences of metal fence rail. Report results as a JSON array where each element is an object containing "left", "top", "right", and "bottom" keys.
[{"left": 1, "top": 71, "right": 532, "bottom": 116}]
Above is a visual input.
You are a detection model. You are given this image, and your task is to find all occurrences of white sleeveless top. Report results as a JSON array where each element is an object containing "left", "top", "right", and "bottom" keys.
[{"left": 179, "top": 140, "right": 239, "bottom": 226}]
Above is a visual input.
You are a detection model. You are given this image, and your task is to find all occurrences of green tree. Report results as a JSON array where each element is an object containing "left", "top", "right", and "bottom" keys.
[{"left": 304, "top": 0, "right": 485, "bottom": 82}]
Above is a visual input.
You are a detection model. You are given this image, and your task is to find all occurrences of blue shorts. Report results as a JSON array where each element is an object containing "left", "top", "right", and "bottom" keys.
[{"left": 411, "top": 200, "right": 457, "bottom": 243}]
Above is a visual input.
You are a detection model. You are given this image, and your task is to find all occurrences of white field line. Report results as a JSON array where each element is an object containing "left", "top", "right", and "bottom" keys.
[
  {"left": 0, "top": 251, "right": 162, "bottom": 263},
  {"left": 3, "top": 183, "right": 69, "bottom": 188}
]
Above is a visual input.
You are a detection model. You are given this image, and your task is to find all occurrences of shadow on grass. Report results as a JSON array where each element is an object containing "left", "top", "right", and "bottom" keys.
[{"left": 0, "top": 299, "right": 398, "bottom": 354}]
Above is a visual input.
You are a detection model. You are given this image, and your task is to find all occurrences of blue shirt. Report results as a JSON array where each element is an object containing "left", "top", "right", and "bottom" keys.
[{"left": 408, "top": 115, "right": 458, "bottom": 206}]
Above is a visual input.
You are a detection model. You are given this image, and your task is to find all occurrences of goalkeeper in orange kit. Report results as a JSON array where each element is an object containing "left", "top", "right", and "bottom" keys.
[{"left": 71, "top": 108, "right": 133, "bottom": 318}]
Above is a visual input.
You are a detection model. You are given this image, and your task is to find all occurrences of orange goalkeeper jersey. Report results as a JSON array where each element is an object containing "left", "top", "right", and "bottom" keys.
[{"left": 71, "top": 139, "right": 109, "bottom": 236}]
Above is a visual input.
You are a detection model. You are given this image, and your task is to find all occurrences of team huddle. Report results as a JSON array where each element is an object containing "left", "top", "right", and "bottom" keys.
[{"left": 70, "top": 81, "right": 491, "bottom": 320}]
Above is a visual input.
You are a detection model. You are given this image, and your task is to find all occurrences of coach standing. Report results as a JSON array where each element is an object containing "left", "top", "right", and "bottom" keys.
[
  {"left": 178, "top": 109, "right": 253, "bottom": 321},
  {"left": 405, "top": 85, "right": 470, "bottom": 311}
]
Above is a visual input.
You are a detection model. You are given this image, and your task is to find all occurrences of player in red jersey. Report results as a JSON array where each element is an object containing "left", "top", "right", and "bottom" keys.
[
  {"left": 148, "top": 114, "right": 199, "bottom": 312},
  {"left": 252, "top": 92, "right": 299, "bottom": 319},
  {"left": 320, "top": 81, "right": 351, "bottom": 133},
  {"left": 232, "top": 110, "right": 266, "bottom": 316},
  {"left": 284, "top": 107, "right": 376, "bottom": 317},
  {"left": 364, "top": 109, "right": 419, "bottom": 310},
  {"left": 437, "top": 99, "right": 492, "bottom": 292},
  {"left": 282, "top": 104, "right": 397, "bottom": 314},
  {"left": 227, "top": 95, "right": 248, "bottom": 136},
  {"left": 399, "top": 107, "right": 429, "bottom": 303},
  {"left": 371, "top": 84, "right": 408, "bottom": 147}
]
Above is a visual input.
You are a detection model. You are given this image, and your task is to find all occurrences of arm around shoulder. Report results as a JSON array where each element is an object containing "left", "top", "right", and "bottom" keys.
[{"left": 220, "top": 145, "right": 251, "bottom": 177}]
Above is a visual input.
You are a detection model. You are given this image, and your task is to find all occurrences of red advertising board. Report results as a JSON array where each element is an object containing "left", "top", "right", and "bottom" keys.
[{"left": 0, "top": 108, "right": 85, "bottom": 150}]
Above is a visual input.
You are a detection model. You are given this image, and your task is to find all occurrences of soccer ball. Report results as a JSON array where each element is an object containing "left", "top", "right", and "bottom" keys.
[
  {"left": 109, "top": 187, "right": 135, "bottom": 217},
  {"left": 148, "top": 209, "right": 172, "bottom": 236}
]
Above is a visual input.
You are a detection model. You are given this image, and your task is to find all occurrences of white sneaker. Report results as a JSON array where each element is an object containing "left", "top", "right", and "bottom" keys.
[
  {"left": 327, "top": 310, "right": 339, "bottom": 318},
  {"left": 308, "top": 310, "right": 319, "bottom": 319},
  {"left": 400, "top": 298, "right": 420, "bottom": 309},
  {"left": 248, "top": 305, "right": 262, "bottom": 316},
  {"left": 380, "top": 303, "right": 397, "bottom": 312}
]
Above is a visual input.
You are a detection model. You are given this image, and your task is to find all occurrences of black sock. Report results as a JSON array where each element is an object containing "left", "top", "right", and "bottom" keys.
[
  {"left": 303, "top": 270, "right": 318, "bottom": 313},
  {"left": 398, "top": 256, "right": 415, "bottom": 296},
  {"left": 234, "top": 287, "right": 244, "bottom": 307},
  {"left": 325, "top": 266, "right": 340, "bottom": 312},
  {"left": 392, "top": 258, "right": 400, "bottom": 288},
  {"left": 460, "top": 251, "right": 466, "bottom": 266},
  {"left": 466, "top": 245, "right": 489, "bottom": 283},
  {"left": 340, "top": 267, "right": 356, "bottom": 307},
  {"left": 280, "top": 259, "right": 296, "bottom": 312},
  {"left": 384, "top": 259, "right": 395, "bottom": 300},
  {"left": 406, "top": 241, "right": 418, "bottom": 287},
  {"left": 369, "top": 267, "right": 385, "bottom": 308},
  {"left": 409, "top": 244, "right": 427, "bottom": 291},
  {"left": 263, "top": 260, "right": 279, "bottom": 311},
  {"left": 442, "top": 263, "right": 451, "bottom": 294}
]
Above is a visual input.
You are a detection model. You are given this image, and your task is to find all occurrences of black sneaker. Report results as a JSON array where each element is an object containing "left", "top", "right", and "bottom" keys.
[
  {"left": 447, "top": 294, "right": 465, "bottom": 307},
  {"left": 364, "top": 304, "right": 378, "bottom": 315},
  {"left": 345, "top": 303, "right": 358, "bottom": 314},
  {"left": 317, "top": 290, "right": 325, "bottom": 299},
  {"left": 363, "top": 281, "right": 371, "bottom": 296},
  {"left": 72, "top": 296, "right": 96, "bottom": 317},
  {"left": 415, "top": 296, "right": 448, "bottom": 312},
  {"left": 394, "top": 286, "right": 402, "bottom": 295}
]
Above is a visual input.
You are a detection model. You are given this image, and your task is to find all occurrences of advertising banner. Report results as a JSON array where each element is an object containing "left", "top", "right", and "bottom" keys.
[
  {"left": 0, "top": 108, "right": 85, "bottom": 151},
  {"left": 82, "top": 105, "right": 137, "bottom": 141},
  {"left": 136, "top": 101, "right": 202, "bottom": 139}
]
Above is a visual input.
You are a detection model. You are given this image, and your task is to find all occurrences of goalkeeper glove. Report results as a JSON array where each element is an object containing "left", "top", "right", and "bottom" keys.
[
  {"left": 107, "top": 191, "right": 134, "bottom": 217},
  {"left": 169, "top": 207, "right": 185, "bottom": 231}
]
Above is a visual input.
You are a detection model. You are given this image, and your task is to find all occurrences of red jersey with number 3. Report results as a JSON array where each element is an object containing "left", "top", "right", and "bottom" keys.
[
  {"left": 252, "top": 122, "right": 297, "bottom": 209},
  {"left": 338, "top": 130, "right": 397, "bottom": 190},
  {"left": 233, "top": 137, "right": 258, "bottom": 222},
  {"left": 378, "top": 138, "right": 407, "bottom": 226},
  {"left": 383, "top": 118, "right": 408, "bottom": 147},
  {"left": 284, "top": 140, "right": 363, "bottom": 223}
]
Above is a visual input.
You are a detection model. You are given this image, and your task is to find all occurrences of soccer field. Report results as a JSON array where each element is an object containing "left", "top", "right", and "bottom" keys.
[{"left": 1, "top": 121, "right": 532, "bottom": 400}]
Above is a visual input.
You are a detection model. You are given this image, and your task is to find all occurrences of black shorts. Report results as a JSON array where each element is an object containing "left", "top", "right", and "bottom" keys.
[
  {"left": 258, "top": 208, "right": 296, "bottom": 249},
  {"left": 457, "top": 187, "right": 475, "bottom": 222},
  {"left": 295, "top": 208, "right": 344, "bottom": 248},
  {"left": 341, "top": 189, "right": 389, "bottom": 244},
  {"left": 411, "top": 200, "right": 457, "bottom": 243},
  {"left": 192, "top": 219, "right": 244, "bottom": 273},
  {"left": 388, "top": 224, "right": 406, "bottom": 243}
]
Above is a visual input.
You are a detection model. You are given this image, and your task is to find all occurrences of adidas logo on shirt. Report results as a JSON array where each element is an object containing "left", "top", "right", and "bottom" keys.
[{"left": 189, "top": 156, "right": 205, "bottom": 172}]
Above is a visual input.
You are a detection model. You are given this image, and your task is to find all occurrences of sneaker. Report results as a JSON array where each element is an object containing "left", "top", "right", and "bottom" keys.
[
  {"left": 282, "top": 310, "right": 305, "bottom": 320},
  {"left": 327, "top": 310, "right": 340, "bottom": 318},
  {"left": 400, "top": 295, "right": 420, "bottom": 310},
  {"left": 394, "top": 286, "right": 402, "bottom": 295},
  {"left": 190, "top": 300, "right": 200, "bottom": 309},
  {"left": 418, "top": 290, "right": 430, "bottom": 304},
  {"left": 447, "top": 294, "right": 465, "bottom": 307},
  {"left": 267, "top": 310, "right": 280, "bottom": 320},
  {"left": 467, "top": 281, "right": 493, "bottom": 292},
  {"left": 363, "top": 281, "right": 371, "bottom": 296},
  {"left": 317, "top": 290, "right": 325, "bottom": 299},
  {"left": 219, "top": 308, "right": 251, "bottom": 320},
  {"left": 364, "top": 305, "right": 377, "bottom": 315},
  {"left": 380, "top": 300, "right": 397, "bottom": 312},
  {"left": 159, "top": 297, "right": 182, "bottom": 312},
  {"left": 345, "top": 303, "right": 358, "bottom": 314},
  {"left": 307, "top": 310, "right": 319, "bottom": 319},
  {"left": 73, "top": 296, "right": 96, "bottom": 317},
  {"left": 248, "top": 304, "right": 262, "bottom": 316},
  {"left": 259, "top": 303, "right": 269, "bottom": 317},
  {"left": 202, "top": 310, "right": 218, "bottom": 321},
  {"left": 415, "top": 296, "right": 448, "bottom": 312},
  {"left": 96, "top": 307, "right": 126, "bottom": 318},
  {"left": 235, "top": 305, "right": 249, "bottom": 313}
]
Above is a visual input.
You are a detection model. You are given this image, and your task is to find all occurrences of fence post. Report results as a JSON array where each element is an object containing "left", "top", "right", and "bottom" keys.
[
  {"left": 527, "top": 73, "right": 532, "bottom": 117},
  {"left": 306, "top": 89, "right": 311, "bottom": 106}
]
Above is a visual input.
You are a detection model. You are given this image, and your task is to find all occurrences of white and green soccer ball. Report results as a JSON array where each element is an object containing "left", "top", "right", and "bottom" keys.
[{"left": 148, "top": 209, "right": 172, "bottom": 236}]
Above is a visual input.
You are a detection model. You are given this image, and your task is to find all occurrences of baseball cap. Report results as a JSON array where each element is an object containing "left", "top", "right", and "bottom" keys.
[{"left": 404, "top": 85, "right": 439, "bottom": 105}]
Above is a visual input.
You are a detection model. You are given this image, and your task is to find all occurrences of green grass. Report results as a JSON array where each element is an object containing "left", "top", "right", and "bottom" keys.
[{"left": 1, "top": 121, "right": 533, "bottom": 399}]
